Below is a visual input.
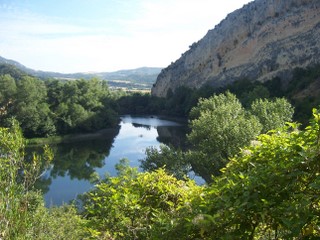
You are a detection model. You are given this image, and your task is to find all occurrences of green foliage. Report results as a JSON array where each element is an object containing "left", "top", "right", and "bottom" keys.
[
  {"left": 161, "top": 85, "right": 217, "bottom": 117},
  {"left": 250, "top": 97, "right": 294, "bottom": 133},
  {"left": 2, "top": 75, "right": 56, "bottom": 137},
  {"left": 116, "top": 85, "right": 216, "bottom": 117},
  {"left": 2, "top": 63, "right": 320, "bottom": 137},
  {"left": 0, "top": 64, "right": 27, "bottom": 80},
  {"left": 200, "top": 110, "right": 320, "bottom": 239},
  {"left": 26, "top": 204, "right": 87, "bottom": 240},
  {"left": 47, "top": 78, "right": 119, "bottom": 134},
  {"left": 117, "top": 92, "right": 166, "bottom": 115},
  {"left": 0, "top": 74, "right": 17, "bottom": 126},
  {"left": 1, "top": 62, "right": 320, "bottom": 239},
  {"left": 261, "top": 76, "right": 286, "bottom": 98},
  {"left": 71, "top": 109, "right": 320, "bottom": 239},
  {"left": 0, "top": 122, "right": 86, "bottom": 239},
  {"left": 0, "top": 72, "right": 119, "bottom": 137},
  {"left": 141, "top": 92, "right": 294, "bottom": 184},
  {"left": 164, "top": 86, "right": 197, "bottom": 116},
  {"left": 262, "top": 65, "right": 320, "bottom": 125},
  {"left": 239, "top": 85, "right": 270, "bottom": 107},
  {"left": 0, "top": 74, "right": 16, "bottom": 106},
  {"left": 82, "top": 159, "right": 203, "bottom": 239},
  {"left": 188, "top": 92, "right": 262, "bottom": 180},
  {"left": 287, "top": 66, "right": 320, "bottom": 94},
  {"left": 0, "top": 122, "right": 27, "bottom": 237}
]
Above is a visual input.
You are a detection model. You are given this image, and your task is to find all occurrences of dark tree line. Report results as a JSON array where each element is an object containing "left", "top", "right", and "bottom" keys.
[{"left": 0, "top": 65, "right": 119, "bottom": 138}]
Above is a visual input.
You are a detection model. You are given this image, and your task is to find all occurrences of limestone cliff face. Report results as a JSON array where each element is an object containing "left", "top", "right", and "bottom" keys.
[{"left": 152, "top": 0, "right": 320, "bottom": 97}]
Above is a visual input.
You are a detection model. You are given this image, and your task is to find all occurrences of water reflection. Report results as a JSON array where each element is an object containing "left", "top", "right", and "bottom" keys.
[
  {"left": 50, "top": 137, "right": 115, "bottom": 180},
  {"left": 34, "top": 116, "right": 187, "bottom": 206},
  {"left": 122, "top": 115, "right": 182, "bottom": 127},
  {"left": 157, "top": 125, "right": 189, "bottom": 149}
]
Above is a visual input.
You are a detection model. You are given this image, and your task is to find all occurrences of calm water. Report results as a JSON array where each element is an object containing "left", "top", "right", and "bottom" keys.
[{"left": 35, "top": 116, "right": 188, "bottom": 206}]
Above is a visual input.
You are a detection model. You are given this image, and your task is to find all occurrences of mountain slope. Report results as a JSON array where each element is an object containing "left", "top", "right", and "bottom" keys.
[{"left": 151, "top": 0, "right": 320, "bottom": 97}]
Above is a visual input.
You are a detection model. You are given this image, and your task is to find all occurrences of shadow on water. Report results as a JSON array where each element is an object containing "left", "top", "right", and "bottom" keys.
[{"left": 157, "top": 125, "right": 189, "bottom": 149}]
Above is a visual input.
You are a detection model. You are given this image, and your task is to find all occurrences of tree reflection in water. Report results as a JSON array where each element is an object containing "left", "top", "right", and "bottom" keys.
[
  {"left": 31, "top": 116, "right": 191, "bottom": 205},
  {"left": 30, "top": 128, "right": 119, "bottom": 194}
]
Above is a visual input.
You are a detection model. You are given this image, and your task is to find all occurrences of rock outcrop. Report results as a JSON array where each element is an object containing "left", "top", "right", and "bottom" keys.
[{"left": 152, "top": 0, "right": 320, "bottom": 97}]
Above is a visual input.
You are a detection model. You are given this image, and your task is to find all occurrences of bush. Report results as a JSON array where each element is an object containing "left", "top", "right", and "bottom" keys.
[
  {"left": 201, "top": 109, "right": 320, "bottom": 239},
  {"left": 0, "top": 121, "right": 86, "bottom": 239},
  {"left": 82, "top": 159, "right": 204, "bottom": 239}
]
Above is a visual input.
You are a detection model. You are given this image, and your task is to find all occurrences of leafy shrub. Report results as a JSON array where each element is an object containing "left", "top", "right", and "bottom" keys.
[
  {"left": 0, "top": 122, "right": 86, "bottom": 239},
  {"left": 82, "top": 159, "right": 204, "bottom": 239}
]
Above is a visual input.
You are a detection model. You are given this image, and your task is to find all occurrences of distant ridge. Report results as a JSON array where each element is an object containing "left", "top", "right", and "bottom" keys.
[
  {"left": 0, "top": 56, "right": 162, "bottom": 89},
  {"left": 0, "top": 56, "right": 33, "bottom": 73}
]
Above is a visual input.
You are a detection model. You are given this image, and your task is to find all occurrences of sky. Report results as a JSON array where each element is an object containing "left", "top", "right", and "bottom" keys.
[{"left": 0, "top": 0, "right": 253, "bottom": 73}]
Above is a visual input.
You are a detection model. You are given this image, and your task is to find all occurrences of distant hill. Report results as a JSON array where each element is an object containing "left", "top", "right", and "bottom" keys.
[
  {"left": 96, "top": 67, "right": 162, "bottom": 90},
  {"left": 0, "top": 56, "right": 162, "bottom": 90}
]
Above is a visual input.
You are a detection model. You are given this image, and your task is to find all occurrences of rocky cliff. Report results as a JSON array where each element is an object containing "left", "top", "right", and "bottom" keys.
[{"left": 152, "top": 0, "right": 320, "bottom": 97}]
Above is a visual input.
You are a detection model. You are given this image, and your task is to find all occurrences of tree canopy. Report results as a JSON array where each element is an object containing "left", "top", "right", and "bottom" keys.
[
  {"left": 0, "top": 72, "right": 119, "bottom": 137},
  {"left": 185, "top": 92, "right": 294, "bottom": 181}
]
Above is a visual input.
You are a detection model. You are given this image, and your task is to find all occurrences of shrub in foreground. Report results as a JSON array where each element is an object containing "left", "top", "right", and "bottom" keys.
[
  {"left": 0, "top": 122, "right": 86, "bottom": 239},
  {"left": 82, "top": 159, "right": 204, "bottom": 239}
]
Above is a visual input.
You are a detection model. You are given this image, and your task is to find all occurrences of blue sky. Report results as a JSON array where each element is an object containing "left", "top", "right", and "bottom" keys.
[{"left": 0, "top": 0, "right": 252, "bottom": 73}]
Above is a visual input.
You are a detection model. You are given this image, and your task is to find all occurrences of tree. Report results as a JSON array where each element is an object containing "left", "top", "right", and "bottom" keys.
[
  {"left": 250, "top": 98, "right": 294, "bottom": 133},
  {"left": 0, "top": 74, "right": 16, "bottom": 105},
  {"left": 187, "top": 92, "right": 262, "bottom": 181},
  {"left": 200, "top": 110, "right": 320, "bottom": 239},
  {"left": 239, "top": 85, "right": 270, "bottom": 107},
  {"left": 51, "top": 78, "right": 118, "bottom": 134},
  {"left": 0, "top": 74, "right": 17, "bottom": 125},
  {"left": 14, "top": 76, "right": 56, "bottom": 137}
]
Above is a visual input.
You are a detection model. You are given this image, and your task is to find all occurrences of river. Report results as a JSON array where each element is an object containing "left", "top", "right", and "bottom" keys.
[{"left": 34, "top": 115, "right": 190, "bottom": 206}]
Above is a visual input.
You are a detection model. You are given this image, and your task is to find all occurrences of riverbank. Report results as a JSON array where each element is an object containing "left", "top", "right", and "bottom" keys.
[
  {"left": 27, "top": 126, "right": 121, "bottom": 146},
  {"left": 27, "top": 115, "right": 186, "bottom": 146},
  {"left": 121, "top": 114, "right": 188, "bottom": 125}
]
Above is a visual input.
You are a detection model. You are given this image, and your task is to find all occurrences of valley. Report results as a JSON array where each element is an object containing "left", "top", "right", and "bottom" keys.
[{"left": 1, "top": 0, "right": 320, "bottom": 238}]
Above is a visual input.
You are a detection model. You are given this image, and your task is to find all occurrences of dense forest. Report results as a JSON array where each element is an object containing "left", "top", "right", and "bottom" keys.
[{"left": 1, "top": 63, "right": 320, "bottom": 239}]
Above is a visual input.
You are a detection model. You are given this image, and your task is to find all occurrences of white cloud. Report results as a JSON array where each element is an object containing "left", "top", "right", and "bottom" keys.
[{"left": 0, "top": 0, "right": 253, "bottom": 72}]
